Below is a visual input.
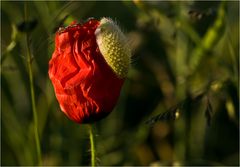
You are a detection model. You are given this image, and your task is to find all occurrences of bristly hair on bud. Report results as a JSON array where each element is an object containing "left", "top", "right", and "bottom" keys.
[{"left": 95, "top": 17, "right": 131, "bottom": 78}]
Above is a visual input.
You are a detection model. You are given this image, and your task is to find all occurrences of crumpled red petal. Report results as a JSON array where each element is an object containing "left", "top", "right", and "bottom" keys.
[{"left": 48, "top": 19, "right": 124, "bottom": 123}]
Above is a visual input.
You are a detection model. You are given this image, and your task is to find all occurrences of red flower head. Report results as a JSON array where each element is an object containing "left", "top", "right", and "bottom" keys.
[{"left": 48, "top": 18, "right": 131, "bottom": 123}]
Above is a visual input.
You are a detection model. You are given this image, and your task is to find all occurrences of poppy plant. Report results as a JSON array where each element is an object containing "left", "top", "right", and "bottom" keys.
[{"left": 48, "top": 18, "right": 131, "bottom": 124}]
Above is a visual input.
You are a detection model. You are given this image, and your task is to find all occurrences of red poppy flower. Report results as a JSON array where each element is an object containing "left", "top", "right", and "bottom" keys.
[{"left": 48, "top": 18, "right": 130, "bottom": 123}]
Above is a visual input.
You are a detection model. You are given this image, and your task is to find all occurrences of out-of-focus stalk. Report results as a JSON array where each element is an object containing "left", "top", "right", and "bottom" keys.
[{"left": 24, "top": 2, "right": 42, "bottom": 165}]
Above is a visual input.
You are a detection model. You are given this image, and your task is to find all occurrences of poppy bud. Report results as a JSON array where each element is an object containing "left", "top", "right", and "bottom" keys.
[{"left": 48, "top": 18, "right": 130, "bottom": 123}]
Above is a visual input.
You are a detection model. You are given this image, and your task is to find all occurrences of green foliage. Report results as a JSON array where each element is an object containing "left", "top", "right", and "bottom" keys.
[{"left": 1, "top": 1, "right": 239, "bottom": 166}]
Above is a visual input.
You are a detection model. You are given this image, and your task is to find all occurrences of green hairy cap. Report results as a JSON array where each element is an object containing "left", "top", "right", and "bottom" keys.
[{"left": 95, "top": 18, "right": 131, "bottom": 78}]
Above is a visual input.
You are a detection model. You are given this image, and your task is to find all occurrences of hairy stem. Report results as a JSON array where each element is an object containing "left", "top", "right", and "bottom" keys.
[
  {"left": 88, "top": 125, "right": 96, "bottom": 166},
  {"left": 24, "top": 2, "right": 42, "bottom": 165}
]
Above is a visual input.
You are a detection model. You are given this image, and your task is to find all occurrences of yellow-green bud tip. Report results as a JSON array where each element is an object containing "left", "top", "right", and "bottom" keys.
[{"left": 95, "top": 17, "right": 131, "bottom": 78}]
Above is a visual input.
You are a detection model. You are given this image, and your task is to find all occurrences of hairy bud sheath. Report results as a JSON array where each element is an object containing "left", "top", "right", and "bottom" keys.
[
  {"left": 95, "top": 18, "right": 131, "bottom": 78},
  {"left": 48, "top": 18, "right": 130, "bottom": 123}
]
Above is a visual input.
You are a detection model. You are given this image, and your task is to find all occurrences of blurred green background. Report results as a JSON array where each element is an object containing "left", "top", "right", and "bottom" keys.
[{"left": 1, "top": 1, "right": 239, "bottom": 166}]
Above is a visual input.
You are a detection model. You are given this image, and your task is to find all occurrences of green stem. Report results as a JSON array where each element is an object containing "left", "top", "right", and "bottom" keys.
[
  {"left": 88, "top": 125, "right": 96, "bottom": 167},
  {"left": 24, "top": 2, "right": 42, "bottom": 165}
]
